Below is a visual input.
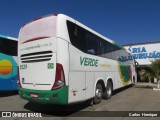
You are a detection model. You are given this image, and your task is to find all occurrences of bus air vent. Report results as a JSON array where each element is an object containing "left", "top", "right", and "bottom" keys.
[{"left": 20, "top": 51, "right": 53, "bottom": 63}]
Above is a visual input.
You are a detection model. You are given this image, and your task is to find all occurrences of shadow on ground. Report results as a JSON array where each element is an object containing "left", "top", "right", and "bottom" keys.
[
  {"left": 24, "top": 100, "right": 92, "bottom": 117},
  {"left": 134, "top": 86, "right": 154, "bottom": 89},
  {"left": 113, "top": 84, "right": 132, "bottom": 95},
  {"left": 24, "top": 85, "right": 132, "bottom": 117},
  {"left": 0, "top": 90, "right": 18, "bottom": 97}
]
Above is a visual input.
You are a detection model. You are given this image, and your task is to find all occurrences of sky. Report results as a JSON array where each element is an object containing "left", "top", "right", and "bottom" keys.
[{"left": 0, "top": 0, "right": 160, "bottom": 45}]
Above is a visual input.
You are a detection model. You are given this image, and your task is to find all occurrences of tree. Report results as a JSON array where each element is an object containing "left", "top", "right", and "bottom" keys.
[{"left": 139, "top": 59, "right": 160, "bottom": 88}]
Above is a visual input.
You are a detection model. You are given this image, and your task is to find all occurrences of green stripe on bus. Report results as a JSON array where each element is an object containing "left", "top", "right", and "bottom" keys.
[
  {"left": 118, "top": 62, "right": 131, "bottom": 85},
  {"left": 18, "top": 86, "right": 68, "bottom": 105},
  {"left": 113, "top": 42, "right": 123, "bottom": 49}
]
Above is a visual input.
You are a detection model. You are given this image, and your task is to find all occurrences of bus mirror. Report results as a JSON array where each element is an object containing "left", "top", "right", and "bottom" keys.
[{"left": 135, "top": 60, "right": 139, "bottom": 67}]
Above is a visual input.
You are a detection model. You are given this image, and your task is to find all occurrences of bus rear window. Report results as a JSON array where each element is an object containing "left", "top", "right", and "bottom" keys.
[{"left": 19, "top": 16, "right": 57, "bottom": 44}]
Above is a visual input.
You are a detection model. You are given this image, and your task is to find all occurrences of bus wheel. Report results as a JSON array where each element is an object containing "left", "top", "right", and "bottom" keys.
[
  {"left": 93, "top": 83, "right": 103, "bottom": 104},
  {"left": 103, "top": 81, "right": 112, "bottom": 100}
]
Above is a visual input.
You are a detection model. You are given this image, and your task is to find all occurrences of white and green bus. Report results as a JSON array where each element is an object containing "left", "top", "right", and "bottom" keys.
[{"left": 18, "top": 14, "right": 137, "bottom": 105}]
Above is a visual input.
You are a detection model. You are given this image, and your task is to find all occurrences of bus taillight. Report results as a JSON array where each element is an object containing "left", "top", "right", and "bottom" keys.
[
  {"left": 52, "top": 63, "right": 65, "bottom": 90},
  {"left": 17, "top": 70, "right": 22, "bottom": 88}
]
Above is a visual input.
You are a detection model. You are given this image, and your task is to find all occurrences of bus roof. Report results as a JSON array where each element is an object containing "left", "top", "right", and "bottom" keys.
[
  {"left": 0, "top": 34, "right": 18, "bottom": 41},
  {"left": 59, "top": 14, "right": 124, "bottom": 49},
  {"left": 20, "top": 13, "right": 123, "bottom": 49}
]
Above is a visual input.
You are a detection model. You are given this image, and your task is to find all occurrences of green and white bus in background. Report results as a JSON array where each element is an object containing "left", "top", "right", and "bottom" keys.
[{"left": 18, "top": 14, "right": 137, "bottom": 105}]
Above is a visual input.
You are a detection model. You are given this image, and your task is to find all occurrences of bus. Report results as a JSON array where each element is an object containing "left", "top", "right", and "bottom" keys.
[
  {"left": 0, "top": 35, "right": 18, "bottom": 91},
  {"left": 18, "top": 14, "right": 137, "bottom": 105}
]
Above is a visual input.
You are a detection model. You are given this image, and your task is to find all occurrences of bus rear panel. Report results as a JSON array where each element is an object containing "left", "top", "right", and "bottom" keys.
[{"left": 18, "top": 15, "right": 69, "bottom": 104}]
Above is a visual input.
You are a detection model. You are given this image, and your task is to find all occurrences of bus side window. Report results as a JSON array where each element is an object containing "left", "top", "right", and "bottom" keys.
[
  {"left": 86, "top": 32, "right": 99, "bottom": 55},
  {"left": 99, "top": 40, "right": 112, "bottom": 59},
  {"left": 74, "top": 26, "right": 78, "bottom": 36},
  {"left": 67, "top": 21, "right": 86, "bottom": 53}
]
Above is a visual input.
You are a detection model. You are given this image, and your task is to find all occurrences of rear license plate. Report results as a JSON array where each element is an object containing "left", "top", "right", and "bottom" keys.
[{"left": 30, "top": 93, "right": 38, "bottom": 98}]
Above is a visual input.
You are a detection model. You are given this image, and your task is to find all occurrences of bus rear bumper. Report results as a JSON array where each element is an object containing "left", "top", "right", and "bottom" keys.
[{"left": 18, "top": 86, "right": 68, "bottom": 105}]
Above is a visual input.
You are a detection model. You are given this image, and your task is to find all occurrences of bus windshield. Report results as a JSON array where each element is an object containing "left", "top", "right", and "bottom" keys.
[{"left": 0, "top": 37, "right": 17, "bottom": 56}]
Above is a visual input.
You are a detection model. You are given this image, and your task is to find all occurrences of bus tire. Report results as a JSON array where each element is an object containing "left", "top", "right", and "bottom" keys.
[
  {"left": 93, "top": 83, "right": 103, "bottom": 104},
  {"left": 103, "top": 81, "right": 112, "bottom": 100}
]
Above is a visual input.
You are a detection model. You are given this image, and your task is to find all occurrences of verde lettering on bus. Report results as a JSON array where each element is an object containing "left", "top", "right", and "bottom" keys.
[{"left": 80, "top": 57, "right": 98, "bottom": 67}]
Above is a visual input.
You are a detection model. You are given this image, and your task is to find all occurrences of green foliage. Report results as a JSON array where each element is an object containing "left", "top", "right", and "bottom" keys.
[{"left": 139, "top": 59, "right": 160, "bottom": 81}]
